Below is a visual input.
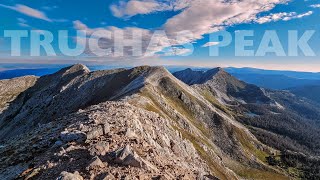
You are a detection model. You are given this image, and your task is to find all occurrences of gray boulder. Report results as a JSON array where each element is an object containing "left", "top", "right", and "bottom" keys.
[
  {"left": 60, "top": 131, "right": 86, "bottom": 143},
  {"left": 89, "top": 141, "right": 109, "bottom": 156},
  {"left": 58, "top": 171, "right": 83, "bottom": 180},
  {"left": 86, "top": 126, "right": 104, "bottom": 140},
  {"left": 114, "top": 145, "right": 143, "bottom": 168},
  {"left": 86, "top": 156, "right": 106, "bottom": 171}
]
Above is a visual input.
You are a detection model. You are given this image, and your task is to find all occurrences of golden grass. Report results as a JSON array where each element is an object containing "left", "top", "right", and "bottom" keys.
[{"left": 236, "top": 166, "right": 290, "bottom": 180}]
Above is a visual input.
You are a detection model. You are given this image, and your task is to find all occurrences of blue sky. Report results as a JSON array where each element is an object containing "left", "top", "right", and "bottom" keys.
[{"left": 0, "top": 0, "right": 320, "bottom": 72}]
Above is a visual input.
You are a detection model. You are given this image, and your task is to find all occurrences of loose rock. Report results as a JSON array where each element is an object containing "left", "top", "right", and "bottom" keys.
[
  {"left": 58, "top": 171, "right": 83, "bottom": 180},
  {"left": 86, "top": 156, "right": 106, "bottom": 171},
  {"left": 89, "top": 142, "right": 109, "bottom": 156},
  {"left": 86, "top": 126, "right": 104, "bottom": 140},
  {"left": 60, "top": 131, "right": 86, "bottom": 143}
]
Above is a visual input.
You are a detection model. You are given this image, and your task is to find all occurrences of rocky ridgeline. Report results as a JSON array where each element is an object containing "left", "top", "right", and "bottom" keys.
[
  {"left": 0, "top": 102, "right": 212, "bottom": 179},
  {"left": 0, "top": 64, "right": 289, "bottom": 180}
]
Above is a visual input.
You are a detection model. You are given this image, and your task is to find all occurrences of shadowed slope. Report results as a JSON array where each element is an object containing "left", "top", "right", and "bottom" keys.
[{"left": 174, "top": 68, "right": 273, "bottom": 104}]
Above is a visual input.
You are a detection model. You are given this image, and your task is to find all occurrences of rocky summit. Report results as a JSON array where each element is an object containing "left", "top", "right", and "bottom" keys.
[{"left": 0, "top": 64, "right": 319, "bottom": 180}]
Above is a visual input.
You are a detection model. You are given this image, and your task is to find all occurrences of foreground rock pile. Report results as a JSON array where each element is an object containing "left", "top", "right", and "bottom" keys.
[{"left": 0, "top": 102, "right": 213, "bottom": 179}]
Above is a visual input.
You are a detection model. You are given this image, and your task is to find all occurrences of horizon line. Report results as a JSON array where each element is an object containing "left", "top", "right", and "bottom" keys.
[{"left": 0, "top": 63, "right": 319, "bottom": 73}]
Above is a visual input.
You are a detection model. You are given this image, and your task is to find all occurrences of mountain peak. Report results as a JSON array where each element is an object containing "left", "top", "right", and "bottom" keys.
[
  {"left": 66, "top": 64, "right": 90, "bottom": 73},
  {"left": 174, "top": 67, "right": 273, "bottom": 104},
  {"left": 129, "top": 66, "right": 170, "bottom": 80},
  {"left": 206, "top": 67, "right": 224, "bottom": 75},
  {"left": 215, "top": 67, "right": 224, "bottom": 72},
  {"left": 173, "top": 67, "right": 223, "bottom": 85},
  {"left": 56, "top": 64, "right": 90, "bottom": 77}
]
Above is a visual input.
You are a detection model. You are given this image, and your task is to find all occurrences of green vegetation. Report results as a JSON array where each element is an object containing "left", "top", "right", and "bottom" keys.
[
  {"left": 163, "top": 93, "right": 212, "bottom": 138},
  {"left": 235, "top": 166, "right": 289, "bottom": 180},
  {"left": 266, "top": 152, "right": 320, "bottom": 179},
  {"left": 139, "top": 88, "right": 179, "bottom": 122},
  {"left": 171, "top": 125, "right": 231, "bottom": 180},
  {"left": 233, "top": 126, "right": 269, "bottom": 163},
  {"left": 200, "top": 89, "right": 234, "bottom": 116}
]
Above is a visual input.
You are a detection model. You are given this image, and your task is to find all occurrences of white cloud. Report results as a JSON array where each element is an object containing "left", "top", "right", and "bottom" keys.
[
  {"left": 163, "top": 0, "right": 290, "bottom": 43},
  {"left": 76, "top": 0, "right": 312, "bottom": 58},
  {"left": 17, "top": 18, "right": 30, "bottom": 27},
  {"left": 202, "top": 42, "right": 220, "bottom": 47},
  {"left": 0, "top": 4, "right": 51, "bottom": 22},
  {"left": 254, "top": 11, "right": 313, "bottom": 24},
  {"left": 73, "top": 20, "right": 157, "bottom": 57},
  {"left": 163, "top": 47, "right": 192, "bottom": 56},
  {"left": 110, "top": 0, "right": 163, "bottom": 18},
  {"left": 73, "top": 19, "right": 198, "bottom": 57},
  {"left": 295, "top": 11, "right": 313, "bottom": 18},
  {"left": 310, "top": 4, "right": 320, "bottom": 8},
  {"left": 73, "top": 20, "right": 89, "bottom": 31},
  {"left": 110, "top": 0, "right": 191, "bottom": 18}
]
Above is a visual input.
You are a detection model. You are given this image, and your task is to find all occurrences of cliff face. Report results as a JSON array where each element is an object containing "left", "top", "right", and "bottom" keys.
[{"left": 0, "top": 65, "right": 289, "bottom": 180}]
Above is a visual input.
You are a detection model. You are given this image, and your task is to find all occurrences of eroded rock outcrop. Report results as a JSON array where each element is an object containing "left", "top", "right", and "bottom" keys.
[{"left": 0, "top": 102, "right": 214, "bottom": 179}]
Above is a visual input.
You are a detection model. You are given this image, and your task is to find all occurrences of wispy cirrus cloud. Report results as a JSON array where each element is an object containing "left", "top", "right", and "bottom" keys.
[
  {"left": 17, "top": 18, "right": 30, "bottom": 27},
  {"left": 0, "top": 4, "right": 52, "bottom": 22},
  {"left": 110, "top": 0, "right": 191, "bottom": 18},
  {"left": 110, "top": 0, "right": 165, "bottom": 18},
  {"left": 310, "top": 4, "right": 320, "bottom": 8},
  {"left": 254, "top": 11, "right": 313, "bottom": 24},
  {"left": 202, "top": 42, "right": 220, "bottom": 47}
]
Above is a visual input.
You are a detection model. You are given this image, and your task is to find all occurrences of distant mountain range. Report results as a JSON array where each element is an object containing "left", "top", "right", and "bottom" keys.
[
  {"left": 229, "top": 73, "right": 320, "bottom": 90},
  {"left": 2, "top": 66, "right": 319, "bottom": 90},
  {"left": 1, "top": 64, "right": 320, "bottom": 179},
  {"left": 0, "top": 65, "right": 125, "bottom": 80},
  {"left": 0, "top": 68, "right": 62, "bottom": 79},
  {"left": 225, "top": 67, "right": 320, "bottom": 90},
  {"left": 225, "top": 67, "right": 320, "bottom": 80}
]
